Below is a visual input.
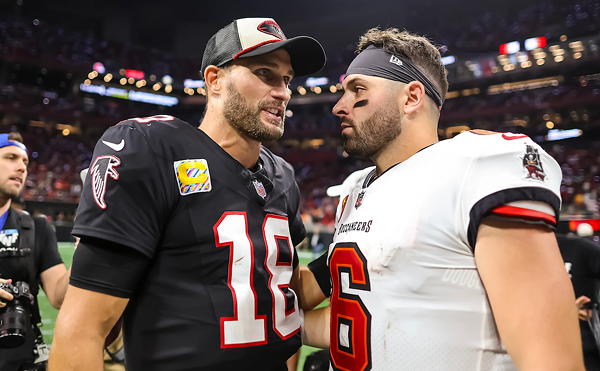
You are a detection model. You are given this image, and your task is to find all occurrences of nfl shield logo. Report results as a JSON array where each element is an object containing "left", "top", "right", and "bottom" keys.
[
  {"left": 355, "top": 191, "right": 365, "bottom": 209},
  {"left": 253, "top": 180, "right": 267, "bottom": 198}
]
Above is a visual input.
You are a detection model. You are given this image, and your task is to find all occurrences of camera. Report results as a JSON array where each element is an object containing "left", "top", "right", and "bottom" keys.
[{"left": 0, "top": 281, "right": 34, "bottom": 348}]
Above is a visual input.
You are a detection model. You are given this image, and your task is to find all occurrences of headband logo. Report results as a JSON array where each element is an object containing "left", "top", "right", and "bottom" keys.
[{"left": 389, "top": 55, "right": 403, "bottom": 66}]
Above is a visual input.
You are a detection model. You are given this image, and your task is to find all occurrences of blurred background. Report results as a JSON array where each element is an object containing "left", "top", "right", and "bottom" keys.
[{"left": 0, "top": 0, "right": 599, "bottom": 365}]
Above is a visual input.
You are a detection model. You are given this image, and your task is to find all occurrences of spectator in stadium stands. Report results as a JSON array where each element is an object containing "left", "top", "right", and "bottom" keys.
[
  {"left": 0, "top": 132, "right": 70, "bottom": 370},
  {"left": 557, "top": 224, "right": 600, "bottom": 371}
]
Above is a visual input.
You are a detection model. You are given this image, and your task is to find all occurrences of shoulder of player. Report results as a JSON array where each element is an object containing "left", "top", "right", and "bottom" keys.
[
  {"left": 103, "top": 115, "right": 202, "bottom": 157},
  {"left": 340, "top": 167, "right": 374, "bottom": 194},
  {"left": 260, "top": 146, "right": 295, "bottom": 175},
  {"left": 451, "top": 130, "right": 548, "bottom": 159},
  {"left": 114, "top": 115, "right": 194, "bottom": 136}
]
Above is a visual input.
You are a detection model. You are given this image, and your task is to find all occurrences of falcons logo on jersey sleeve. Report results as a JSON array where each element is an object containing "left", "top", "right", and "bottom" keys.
[{"left": 90, "top": 155, "right": 121, "bottom": 209}]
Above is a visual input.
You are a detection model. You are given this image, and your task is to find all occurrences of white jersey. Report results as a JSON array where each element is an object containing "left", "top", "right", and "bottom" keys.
[{"left": 326, "top": 131, "right": 562, "bottom": 371}]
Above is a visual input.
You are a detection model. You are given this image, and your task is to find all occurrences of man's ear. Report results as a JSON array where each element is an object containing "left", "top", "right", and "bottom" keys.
[
  {"left": 402, "top": 81, "right": 426, "bottom": 115},
  {"left": 204, "top": 65, "right": 225, "bottom": 99}
]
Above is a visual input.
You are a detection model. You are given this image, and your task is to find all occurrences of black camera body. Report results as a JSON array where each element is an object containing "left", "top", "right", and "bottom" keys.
[{"left": 0, "top": 281, "right": 35, "bottom": 348}]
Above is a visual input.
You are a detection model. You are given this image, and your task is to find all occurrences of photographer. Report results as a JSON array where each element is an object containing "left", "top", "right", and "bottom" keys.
[
  {"left": 0, "top": 133, "right": 70, "bottom": 371},
  {"left": 556, "top": 228, "right": 600, "bottom": 371}
]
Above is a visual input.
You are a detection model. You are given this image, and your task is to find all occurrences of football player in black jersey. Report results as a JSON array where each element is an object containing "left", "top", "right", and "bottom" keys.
[{"left": 49, "top": 18, "right": 326, "bottom": 371}]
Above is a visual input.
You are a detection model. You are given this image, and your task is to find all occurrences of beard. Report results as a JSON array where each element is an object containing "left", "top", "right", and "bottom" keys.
[
  {"left": 0, "top": 181, "right": 22, "bottom": 200},
  {"left": 342, "top": 99, "right": 403, "bottom": 159},
  {"left": 222, "top": 80, "right": 285, "bottom": 142}
]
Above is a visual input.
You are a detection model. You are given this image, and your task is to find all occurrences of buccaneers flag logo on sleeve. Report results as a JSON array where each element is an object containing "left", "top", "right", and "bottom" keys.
[
  {"left": 90, "top": 155, "right": 121, "bottom": 209},
  {"left": 521, "top": 144, "right": 546, "bottom": 181}
]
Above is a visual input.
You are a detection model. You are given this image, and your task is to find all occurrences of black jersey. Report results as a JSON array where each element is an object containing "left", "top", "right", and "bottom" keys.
[
  {"left": 556, "top": 233, "right": 600, "bottom": 355},
  {"left": 71, "top": 115, "right": 306, "bottom": 371}
]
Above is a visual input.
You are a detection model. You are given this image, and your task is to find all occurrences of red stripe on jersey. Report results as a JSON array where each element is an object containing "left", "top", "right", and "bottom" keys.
[{"left": 490, "top": 205, "right": 556, "bottom": 226}]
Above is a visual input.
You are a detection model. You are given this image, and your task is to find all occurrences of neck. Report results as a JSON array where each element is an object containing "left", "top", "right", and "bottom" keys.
[
  {"left": 371, "top": 119, "right": 438, "bottom": 176},
  {"left": 199, "top": 110, "right": 261, "bottom": 169},
  {"left": 0, "top": 195, "right": 11, "bottom": 217}
]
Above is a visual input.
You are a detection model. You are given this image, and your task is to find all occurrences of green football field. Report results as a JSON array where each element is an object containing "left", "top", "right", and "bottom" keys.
[{"left": 39, "top": 243, "right": 324, "bottom": 370}]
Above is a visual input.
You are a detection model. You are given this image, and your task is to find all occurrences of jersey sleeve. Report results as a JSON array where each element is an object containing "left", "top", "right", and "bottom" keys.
[
  {"left": 307, "top": 252, "right": 332, "bottom": 297},
  {"left": 72, "top": 123, "right": 172, "bottom": 257},
  {"left": 460, "top": 134, "right": 562, "bottom": 250},
  {"left": 35, "top": 217, "right": 63, "bottom": 273},
  {"left": 288, "top": 180, "right": 306, "bottom": 248}
]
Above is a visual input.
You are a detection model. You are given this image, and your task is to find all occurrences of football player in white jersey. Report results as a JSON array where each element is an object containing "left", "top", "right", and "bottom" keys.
[{"left": 298, "top": 28, "right": 584, "bottom": 371}]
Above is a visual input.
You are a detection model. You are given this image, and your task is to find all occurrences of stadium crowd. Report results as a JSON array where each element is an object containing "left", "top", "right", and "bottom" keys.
[
  {"left": 0, "top": 0, "right": 599, "bottom": 225},
  {"left": 0, "top": 120, "right": 595, "bottom": 224},
  {"left": 0, "top": 0, "right": 599, "bottom": 81}
]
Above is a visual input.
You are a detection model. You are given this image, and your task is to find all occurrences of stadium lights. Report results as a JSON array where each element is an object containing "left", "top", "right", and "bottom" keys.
[
  {"left": 128, "top": 77, "right": 135, "bottom": 84},
  {"left": 119, "top": 69, "right": 126, "bottom": 76},
  {"left": 306, "top": 77, "right": 328, "bottom": 87},
  {"left": 198, "top": 88, "right": 205, "bottom": 95},
  {"left": 93, "top": 62, "right": 105, "bottom": 74},
  {"left": 574, "top": 52, "right": 582, "bottom": 59},
  {"left": 84, "top": 79, "right": 91, "bottom": 85},
  {"left": 445, "top": 91, "right": 460, "bottom": 99},
  {"left": 330, "top": 85, "right": 337, "bottom": 93},
  {"left": 104, "top": 73, "right": 113, "bottom": 82},
  {"left": 297, "top": 86, "right": 306, "bottom": 95},
  {"left": 120, "top": 78, "right": 127, "bottom": 85},
  {"left": 135, "top": 80, "right": 144, "bottom": 88},
  {"left": 569, "top": 41, "right": 583, "bottom": 48},
  {"left": 150, "top": 75, "right": 157, "bottom": 81},
  {"left": 555, "top": 56, "right": 564, "bottom": 63},
  {"left": 162, "top": 75, "right": 173, "bottom": 85},
  {"left": 165, "top": 84, "right": 173, "bottom": 93},
  {"left": 537, "top": 59, "right": 545, "bottom": 65},
  {"left": 88, "top": 71, "right": 98, "bottom": 79},
  {"left": 125, "top": 69, "right": 145, "bottom": 80},
  {"left": 560, "top": 35, "right": 568, "bottom": 42},
  {"left": 499, "top": 41, "right": 520, "bottom": 55},
  {"left": 546, "top": 121, "right": 554, "bottom": 129},
  {"left": 153, "top": 83, "right": 162, "bottom": 91},
  {"left": 314, "top": 86, "right": 322, "bottom": 94},
  {"left": 524, "top": 37, "right": 547, "bottom": 51},
  {"left": 533, "top": 52, "right": 546, "bottom": 59},
  {"left": 546, "top": 129, "right": 582, "bottom": 141},
  {"left": 336, "top": 83, "right": 342, "bottom": 90},
  {"left": 441, "top": 55, "right": 456, "bottom": 65},
  {"left": 549, "top": 45, "right": 560, "bottom": 52},
  {"left": 184, "top": 79, "right": 205, "bottom": 88}
]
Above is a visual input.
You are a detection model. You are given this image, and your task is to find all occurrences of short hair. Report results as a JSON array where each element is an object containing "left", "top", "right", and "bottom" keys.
[
  {"left": 356, "top": 28, "right": 448, "bottom": 107},
  {"left": 8, "top": 132, "right": 23, "bottom": 144}
]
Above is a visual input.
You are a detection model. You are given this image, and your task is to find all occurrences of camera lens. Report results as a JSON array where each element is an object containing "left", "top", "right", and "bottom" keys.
[{"left": 0, "top": 299, "right": 28, "bottom": 348}]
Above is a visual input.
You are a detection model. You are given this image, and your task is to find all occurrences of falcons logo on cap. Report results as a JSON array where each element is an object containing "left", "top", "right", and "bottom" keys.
[
  {"left": 90, "top": 155, "right": 121, "bottom": 209},
  {"left": 257, "top": 20, "right": 286, "bottom": 40}
]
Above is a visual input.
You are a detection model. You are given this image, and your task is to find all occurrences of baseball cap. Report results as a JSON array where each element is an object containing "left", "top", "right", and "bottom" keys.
[{"left": 201, "top": 18, "right": 326, "bottom": 78}]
